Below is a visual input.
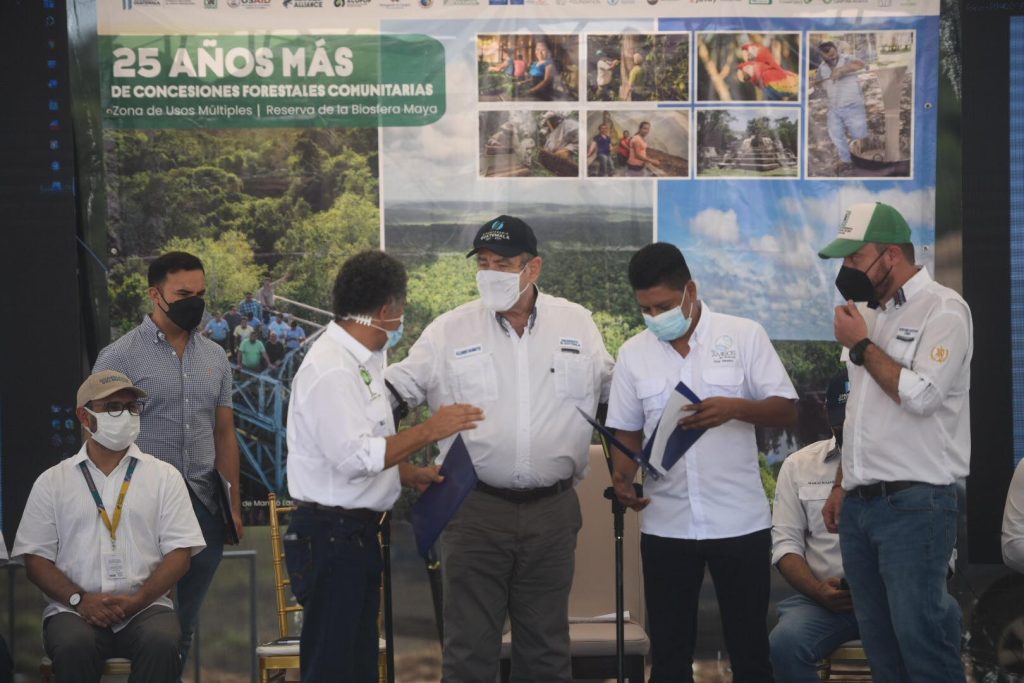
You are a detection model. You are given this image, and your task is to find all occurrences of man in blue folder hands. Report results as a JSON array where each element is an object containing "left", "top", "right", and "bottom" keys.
[
  {"left": 385, "top": 215, "right": 614, "bottom": 683},
  {"left": 284, "top": 250, "right": 483, "bottom": 683},
  {"left": 606, "top": 243, "right": 798, "bottom": 683}
]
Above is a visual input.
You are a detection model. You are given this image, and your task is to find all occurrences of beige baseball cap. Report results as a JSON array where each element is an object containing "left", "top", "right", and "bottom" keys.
[{"left": 76, "top": 371, "right": 147, "bottom": 409}]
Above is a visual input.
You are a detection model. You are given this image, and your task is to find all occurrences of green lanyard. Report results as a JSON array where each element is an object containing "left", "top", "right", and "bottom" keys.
[{"left": 79, "top": 457, "right": 138, "bottom": 550}]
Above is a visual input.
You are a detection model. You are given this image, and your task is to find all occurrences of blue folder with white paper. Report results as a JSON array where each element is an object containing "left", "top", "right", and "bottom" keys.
[
  {"left": 576, "top": 407, "right": 664, "bottom": 480},
  {"left": 410, "top": 434, "right": 478, "bottom": 559},
  {"left": 641, "top": 381, "right": 706, "bottom": 472}
]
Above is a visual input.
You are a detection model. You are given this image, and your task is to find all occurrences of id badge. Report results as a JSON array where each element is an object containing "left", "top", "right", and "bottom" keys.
[{"left": 103, "top": 552, "right": 127, "bottom": 581}]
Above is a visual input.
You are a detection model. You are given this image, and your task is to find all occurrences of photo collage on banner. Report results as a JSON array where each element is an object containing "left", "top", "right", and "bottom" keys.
[{"left": 90, "top": 1, "right": 939, "bottom": 517}]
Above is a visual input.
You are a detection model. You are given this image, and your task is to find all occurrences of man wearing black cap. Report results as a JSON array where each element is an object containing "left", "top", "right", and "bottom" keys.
[
  {"left": 769, "top": 369, "right": 859, "bottom": 682},
  {"left": 386, "top": 215, "right": 614, "bottom": 682},
  {"left": 818, "top": 202, "right": 972, "bottom": 681}
]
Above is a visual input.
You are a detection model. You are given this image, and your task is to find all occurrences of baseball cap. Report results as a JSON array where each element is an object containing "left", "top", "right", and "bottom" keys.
[
  {"left": 818, "top": 202, "right": 912, "bottom": 259},
  {"left": 77, "top": 370, "right": 147, "bottom": 409},
  {"left": 824, "top": 368, "right": 849, "bottom": 427},
  {"left": 466, "top": 215, "right": 539, "bottom": 258}
]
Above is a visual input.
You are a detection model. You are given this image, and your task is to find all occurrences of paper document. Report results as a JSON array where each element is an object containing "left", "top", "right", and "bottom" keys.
[
  {"left": 641, "top": 382, "right": 706, "bottom": 472},
  {"left": 410, "top": 435, "right": 478, "bottom": 558},
  {"left": 216, "top": 472, "right": 240, "bottom": 545}
]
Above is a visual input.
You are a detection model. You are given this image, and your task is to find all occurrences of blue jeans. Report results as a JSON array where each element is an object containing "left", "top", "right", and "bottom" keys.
[
  {"left": 176, "top": 491, "right": 225, "bottom": 669},
  {"left": 597, "top": 153, "right": 613, "bottom": 176},
  {"left": 827, "top": 101, "right": 868, "bottom": 162},
  {"left": 769, "top": 593, "right": 860, "bottom": 683},
  {"left": 839, "top": 484, "right": 965, "bottom": 682},
  {"left": 284, "top": 507, "right": 382, "bottom": 683}
]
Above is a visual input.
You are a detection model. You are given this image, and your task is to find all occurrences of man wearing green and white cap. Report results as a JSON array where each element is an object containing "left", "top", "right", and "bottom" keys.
[{"left": 818, "top": 202, "right": 972, "bottom": 681}]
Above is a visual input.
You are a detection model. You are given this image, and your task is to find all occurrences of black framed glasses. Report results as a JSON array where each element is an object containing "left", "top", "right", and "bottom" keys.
[{"left": 93, "top": 400, "right": 145, "bottom": 417}]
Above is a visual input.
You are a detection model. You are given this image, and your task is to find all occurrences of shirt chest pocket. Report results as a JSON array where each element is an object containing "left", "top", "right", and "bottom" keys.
[
  {"left": 884, "top": 335, "right": 920, "bottom": 367},
  {"left": 447, "top": 353, "right": 499, "bottom": 405},
  {"left": 798, "top": 483, "right": 832, "bottom": 533},
  {"left": 702, "top": 366, "right": 745, "bottom": 398},
  {"left": 637, "top": 378, "right": 669, "bottom": 423},
  {"left": 552, "top": 352, "right": 594, "bottom": 402}
]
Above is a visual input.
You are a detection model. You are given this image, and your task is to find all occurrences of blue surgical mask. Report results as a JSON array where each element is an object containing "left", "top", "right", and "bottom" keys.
[
  {"left": 384, "top": 322, "right": 404, "bottom": 349},
  {"left": 643, "top": 294, "right": 694, "bottom": 342}
]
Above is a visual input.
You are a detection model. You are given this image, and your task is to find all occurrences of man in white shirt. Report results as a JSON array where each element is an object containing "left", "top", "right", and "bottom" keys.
[
  {"left": 769, "top": 369, "right": 858, "bottom": 681},
  {"left": 819, "top": 202, "right": 972, "bottom": 682},
  {"left": 285, "top": 250, "right": 483, "bottom": 683},
  {"left": 385, "top": 215, "right": 614, "bottom": 682},
  {"left": 814, "top": 41, "right": 868, "bottom": 174},
  {"left": 13, "top": 371, "right": 206, "bottom": 683},
  {"left": 606, "top": 242, "right": 798, "bottom": 683},
  {"left": 1002, "top": 459, "right": 1024, "bottom": 573}
]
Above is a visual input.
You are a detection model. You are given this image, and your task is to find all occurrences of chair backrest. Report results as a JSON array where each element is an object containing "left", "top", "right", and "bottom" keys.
[
  {"left": 568, "top": 445, "right": 645, "bottom": 625},
  {"left": 268, "top": 493, "right": 302, "bottom": 640}
]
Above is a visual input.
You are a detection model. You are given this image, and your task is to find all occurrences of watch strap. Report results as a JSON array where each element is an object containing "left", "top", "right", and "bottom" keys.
[{"left": 850, "top": 338, "right": 872, "bottom": 366}]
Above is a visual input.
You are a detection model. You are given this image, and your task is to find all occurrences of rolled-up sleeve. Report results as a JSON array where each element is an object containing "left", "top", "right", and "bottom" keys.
[
  {"left": 606, "top": 351, "right": 642, "bottom": 432},
  {"left": 1003, "top": 460, "right": 1024, "bottom": 574},
  {"left": 771, "top": 458, "right": 807, "bottom": 567},
  {"left": 897, "top": 302, "right": 972, "bottom": 416},
  {"left": 307, "top": 369, "right": 388, "bottom": 480}
]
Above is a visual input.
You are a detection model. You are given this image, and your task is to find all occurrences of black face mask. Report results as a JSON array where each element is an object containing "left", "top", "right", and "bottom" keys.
[
  {"left": 834, "top": 250, "right": 889, "bottom": 309},
  {"left": 158, "top": 291, "right": 206, "bottom": 331}
]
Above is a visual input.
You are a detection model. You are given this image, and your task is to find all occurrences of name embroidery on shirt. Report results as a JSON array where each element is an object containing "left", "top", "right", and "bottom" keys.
[
  {"left": 896, "top": 326, "right": 919, "bottom": 342},
  {"left": 710, "top": 335, "right": 738, "bottom": 365},
  {"left": 454, "top": 344, "right": 483, "bottom": 359},
  {"left": 559, "top": 337, "right": 582, "bottom": 354}
]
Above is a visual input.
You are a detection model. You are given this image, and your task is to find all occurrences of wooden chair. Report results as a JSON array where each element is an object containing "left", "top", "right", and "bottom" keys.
[
  {"left": 818, "top": 640, "right": 872, "bottom": 681},
  {"left": 499, "top": 444, "right": 650, "bottom": 682},
  {"left": 257, "top": 493, "right": 388, "bottom": 683},
  {"left": 41, "top": 657, "right": 131, "bottom": 682}
]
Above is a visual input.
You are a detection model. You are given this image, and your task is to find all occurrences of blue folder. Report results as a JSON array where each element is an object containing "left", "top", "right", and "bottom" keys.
[
  {"left": 410, "top": 435, "right": 478, "bottom": 559},
  {"left": 641, "top": 381, "right": 706, "bottom": 472},
  {"left": 576, "top": 407, "right": 663, "bottom": 480}
]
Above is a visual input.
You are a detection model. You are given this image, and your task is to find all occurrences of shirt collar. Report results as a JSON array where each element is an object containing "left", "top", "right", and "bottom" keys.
[
  {"left": 494, "top": 285, "right": 540, "bottom": 336},
  {"left": 325, "top": 321, "right": 374, "bottom": 364},
  {"left": 71, "top": 442, "right": 144, "bottom": 469},
  {"left": 689, "top": 300, "right": 710, "bottom": 347},
  {"left": 142, "top": 314, "right": 195, "bottom": 347},
  {"left": 892, "top": 267, "right": 931, "bottom": 308}
]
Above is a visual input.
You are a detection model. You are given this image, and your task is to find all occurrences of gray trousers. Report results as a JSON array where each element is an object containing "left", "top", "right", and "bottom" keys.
[
  {"left": 441, "top": 487, "right": 581, "bottom": 683},
  {"left": 44, "top": 605, "right": 181, "bottom": 683}
]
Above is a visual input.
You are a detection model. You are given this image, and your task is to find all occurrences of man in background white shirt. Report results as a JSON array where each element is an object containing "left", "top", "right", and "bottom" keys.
[
  {"left": 14, "top": 371, "right": 205, "bottom": 683},
  {"left": 606, "top": 242, "right": 798, "bottom": 683},
  {"left": 769, "top": 369, "right": 858, "bottom": 681},
  {"left": 386, "top": 215, "right": 614, "bottom": 683},
  {"left": 819, "top": 202, "right": 972, "bottom": 682},
  {"left": 285, "top": 250, "right": 482, "bottom": 683},
  {"left": 1003, "top": 459, "right": 1024, "bottom": 573}
]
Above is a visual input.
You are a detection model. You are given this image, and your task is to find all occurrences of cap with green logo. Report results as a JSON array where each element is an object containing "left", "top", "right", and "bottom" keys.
[{"left": 818, "top": 202, "right": 912, "bottom": 259}]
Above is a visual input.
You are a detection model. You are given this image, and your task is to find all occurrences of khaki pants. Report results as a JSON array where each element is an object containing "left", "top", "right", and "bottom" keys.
[{"left": 441, "top": 487, "right": 581, "bottom": 683}]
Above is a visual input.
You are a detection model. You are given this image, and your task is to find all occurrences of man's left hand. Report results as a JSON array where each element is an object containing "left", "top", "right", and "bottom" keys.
[
  {"left": 680, "top": 397, "right": 740, "bottom": 429},
  {"left": 401, "top": 464, "right": 445, "bottom": 492},
  {"left": 230, "top": 508, "right": 244, "bottom": 544},
  {"left": 834, "top": 301, "right": 869, "bottom": 348},
  {"left": 102, "top": 593, "right": 143, "bottom": 620}
]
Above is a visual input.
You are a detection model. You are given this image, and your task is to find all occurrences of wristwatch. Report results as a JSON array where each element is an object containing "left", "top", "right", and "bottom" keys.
[
  {"left": 69, "top": 592, "right": 83, "bottom": 611},
  {"left": 849, "top": 338, "right": 872, "bottom": 366}
]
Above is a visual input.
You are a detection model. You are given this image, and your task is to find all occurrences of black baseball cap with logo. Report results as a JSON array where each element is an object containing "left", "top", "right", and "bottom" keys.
[{"left": 466, "top": 215, "right": 539, "bottom": 258}]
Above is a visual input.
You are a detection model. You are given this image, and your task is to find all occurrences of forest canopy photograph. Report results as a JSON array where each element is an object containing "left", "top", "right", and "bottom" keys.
[{"left": 587, "top": 33, "right": 690, "bottom": 102}]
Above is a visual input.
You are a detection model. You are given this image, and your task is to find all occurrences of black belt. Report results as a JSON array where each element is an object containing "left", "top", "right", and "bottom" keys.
[
  {"left": 475, "top": 478, "right": 573, "bottom": 504},
  {"left": 294, "top": 501, "right": 385, "bottom": 526},
  {"left": 849, "top": 481, "right": 924, "bottom": 499}
]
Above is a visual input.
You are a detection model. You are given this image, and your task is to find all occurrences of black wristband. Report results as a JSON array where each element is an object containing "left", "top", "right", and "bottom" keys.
[{"left": 849, "top": 338, "right": 872, "bottom": 366}]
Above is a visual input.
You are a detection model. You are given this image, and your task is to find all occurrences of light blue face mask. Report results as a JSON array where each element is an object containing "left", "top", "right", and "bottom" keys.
[
  {"left": 342, "top": 313, "right": 404, "bottom": 350},
  {"left": 643, "top": 293, "right": 694, "bottom": 342},
  {"left": 384, "top": 322, "right": 404, "bottom": 349}
]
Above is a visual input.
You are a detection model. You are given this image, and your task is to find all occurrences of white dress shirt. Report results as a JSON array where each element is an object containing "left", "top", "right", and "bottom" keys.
[
  {"left": 606, "top": 303, "right": 798, "bottom": 540},
  {"left": 842, "top": 268, "right": 973, "bottom": 489},
  {"left": 385, "top": 292, "right": 614, "bottom": 489},
  {"left": 771, "top": 438, "right": 844, "bottom": 581},
  {"left": 287, "top": 322, "right": 399, "bottom": 511},
  {"left": 12, "top": 444, "right": 205, "bottom": 631},
  {"left": 1003, "top": 459, "right": 1024, "bottom": 573}
]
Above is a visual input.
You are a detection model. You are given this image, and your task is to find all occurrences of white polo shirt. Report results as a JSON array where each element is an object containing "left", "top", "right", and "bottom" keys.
[
  {"left": 842, "top": 268, "right": 973, "bottom": 490},
  {"left": 12, "top": 445, "right": 205, "bottom": 631},
  {"left": 385, "top": 292, "right": 614, "bottom": 489},
  {"left": 606, "top": 303, "right": 798, "bottom": 540},
  {"left": 287, "top": 322, "right": 399, "bottom": 511},
  {"left": 1002, "top": 459, "right": 1024, "bottom": 574},
  {"left": 771, "top": 438, "right": 844, "bottom": 581}
]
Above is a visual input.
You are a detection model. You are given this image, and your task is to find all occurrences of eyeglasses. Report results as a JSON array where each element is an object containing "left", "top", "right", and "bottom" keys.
[{"left": 91, "top": 400, "right": 145, "bottom": 417}]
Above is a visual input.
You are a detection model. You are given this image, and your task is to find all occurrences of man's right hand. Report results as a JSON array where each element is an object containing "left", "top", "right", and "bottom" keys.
[
  {"left": 815, "top": 577, "right": 854, "bottom": 613},
  {"left": 612, "top": 471, "right": 650, "bottom": 511},
  {"left": 823, "top": 485, "right": 845, "bottom": 533},
  {"left": 425, "top": 404, "right": 485, "bottom": 441},
  {"left": 78, "top": 592, "right": 126, "bottom": 628}
]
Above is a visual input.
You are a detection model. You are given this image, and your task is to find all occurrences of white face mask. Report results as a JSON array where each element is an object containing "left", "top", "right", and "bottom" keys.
[
  {"left": 85, "top": 408, "right": 140, "bottom": 451},
  {"left": 476, "top": 266, "right": 530, "bottom": 312}
]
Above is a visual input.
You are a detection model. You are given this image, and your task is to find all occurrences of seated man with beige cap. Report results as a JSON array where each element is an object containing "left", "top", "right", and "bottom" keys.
[{"left": 13, "top": 370, "right": 206, "bottom": 683}]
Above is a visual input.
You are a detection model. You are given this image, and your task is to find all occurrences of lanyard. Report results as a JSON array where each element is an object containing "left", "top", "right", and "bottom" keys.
[{"left": 79, "top": 457, "right": 138, "bottom": 549}]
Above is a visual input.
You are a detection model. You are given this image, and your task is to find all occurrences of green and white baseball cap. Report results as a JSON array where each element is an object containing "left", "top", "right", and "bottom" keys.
[{"left": 818, "top": 202, "right": 912, "bottom": 259}]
